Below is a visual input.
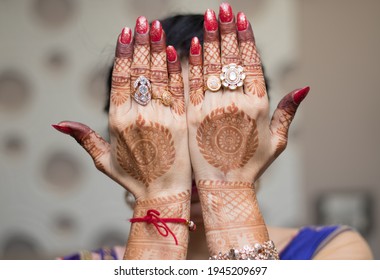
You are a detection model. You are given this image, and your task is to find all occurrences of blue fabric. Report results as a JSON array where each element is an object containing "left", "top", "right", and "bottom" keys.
[{"left": 280, "top": 225, "right": 343, "bottom": 260}]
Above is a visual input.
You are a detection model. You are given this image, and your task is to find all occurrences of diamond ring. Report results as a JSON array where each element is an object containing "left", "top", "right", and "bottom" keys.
[{"left": 133, "top": 76, "right": 151, "bottom": 106}]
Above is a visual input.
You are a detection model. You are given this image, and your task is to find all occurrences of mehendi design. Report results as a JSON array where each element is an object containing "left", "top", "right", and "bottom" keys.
[
  {"left": 81, "top": 131, "right": 108, "bottom": 173},
  {"left": 116, "top": 115, "right": 175, "bottom": 186},
  {"left": 203, "top": 41, "right": 222, "bottom": 79},
  {"left": 124, "top": 191, "right": 190, "bottom": 260},
  {"left": 189, "top": 64, "right": 204, "bottom": 106},
  {"left": 168, "top": 73, "right": 185, "bottom": 115},
  {"left": 197, "top": 180, "right": 268, "bottom": 254},
  {"left": 240, "top": 41, "right": 266, "bottom": 98},
  {"left": 131, "top": 44, "right": 150, "bottom": 86},
  {"left": 151, "top": 51, "right": 169, "bottom": 102},
  {"left": 196, "top": 103, "right": 258, "bottom": 174},
  {"left": 221, "top": 32, "right": 240, "bottom": 65},
  {"left": 111, "top": 57, "right": 132, "bottom": 106},
  {"left": 273, "top": 99, "right": 296, "bottom": 156}
]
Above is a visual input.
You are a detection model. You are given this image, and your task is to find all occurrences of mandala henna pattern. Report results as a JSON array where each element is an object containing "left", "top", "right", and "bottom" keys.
[
  {"left": 116, "top": 115, "right": 175, "bottom": 186},
  {"left": 197, "top": 104, "right": 259, "bottom": 174}
]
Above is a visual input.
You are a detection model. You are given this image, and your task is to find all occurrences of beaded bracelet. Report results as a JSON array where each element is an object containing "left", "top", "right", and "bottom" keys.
[{"left": 209, "top": 240, "right": 279, "bottom": 260}]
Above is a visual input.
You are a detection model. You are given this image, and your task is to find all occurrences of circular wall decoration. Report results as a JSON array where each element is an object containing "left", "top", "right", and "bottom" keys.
[
  {"left": 0, "top": 71, "right": 30, "bottom": 112},
  {"left": 34, "top": 0, "right": 75, "bottom": 28}
]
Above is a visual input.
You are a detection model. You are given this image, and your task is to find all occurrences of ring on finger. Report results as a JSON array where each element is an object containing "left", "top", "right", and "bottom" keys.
[
  {"left": 133, "top": 76, "right": 151, "bottom": 106},
  {"left": 220, "top": 63, "right": 246, "bottom": 90},
  {"left": 206, "top": 75, "right": 222, "bottom": 92},
  {"left": 152, "top": 90, "right": 173, "bottom": 106}
]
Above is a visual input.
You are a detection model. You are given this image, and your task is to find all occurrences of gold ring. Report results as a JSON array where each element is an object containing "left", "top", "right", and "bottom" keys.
[{"left": 206, "top": 75, "right": 222, "bottom": 92}]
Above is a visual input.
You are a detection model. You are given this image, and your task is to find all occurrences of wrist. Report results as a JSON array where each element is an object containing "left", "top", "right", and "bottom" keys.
[
  {"left": 124, "top": 190, "right": 191, "bottom": 259},
  {"left": 197, "top": 180, "right": 269, "bottom": 255}
]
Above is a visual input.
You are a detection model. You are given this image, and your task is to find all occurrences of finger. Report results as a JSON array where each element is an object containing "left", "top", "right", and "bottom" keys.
[
  {"left": 189, "top": 37, "right": 204, "bottom": 107},
  {"left": 52, "top": 121, "right": 111, "bottom": 175},
  {"left": 131, "top": 16, "right": 151, "bottom": 94},
  {"left": 167, "top": 46, "right": 185, "bottom": 115},
  {"left": 219, "top": 3, "right": 240, "bottom": 65},
  {"left": 270, "top": 87, "right": 310, "bottom": 156},
  {"left": 237, "top": 12, "right": 266, "bottom": 98},
  {"left": 203, "top": 9, "right": 222, "bottom": 89},
  {"left": 150, "top": 20, "right": 169, "bottom": 106},
  {"left": 110, "top": 27, "right": 133, "bottom": 111}
]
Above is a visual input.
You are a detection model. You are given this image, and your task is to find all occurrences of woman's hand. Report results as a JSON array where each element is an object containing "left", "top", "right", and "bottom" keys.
[
  {"left": 53, "top": 17, "right": 191, "bottom": 259},
  {"left": 186, "top": 3, "right": 309, "bottom": 257}
]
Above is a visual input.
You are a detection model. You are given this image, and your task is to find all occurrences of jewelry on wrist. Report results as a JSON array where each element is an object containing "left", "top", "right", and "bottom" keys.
[
  {"left": 209, "top": 240, "right": 279, "bottom": 260},
  {"left": 129, "top": 209, "right": 196, "bottom": 245}
]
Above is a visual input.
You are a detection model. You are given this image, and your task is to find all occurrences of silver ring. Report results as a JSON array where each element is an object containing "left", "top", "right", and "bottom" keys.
[
  {"left": 220, "top": 63, "right": 245, "bottom": 90},
  {"left": 133, "top": 76, "right": 151, "bottom": 106}
]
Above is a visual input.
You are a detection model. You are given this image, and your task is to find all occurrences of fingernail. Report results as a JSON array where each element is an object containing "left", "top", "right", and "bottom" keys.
[
  {"left": 166, "top": 46, "right": 177, "bottom": 62},
  {"left": 150, "top": 20, "right": 163, "bottom": 42},
  {"left": 293, "top": 86, "right": 310, "bottom": 105},
  {"left": 204, "top": 9, "right": 218, "bottom": 31},
  {"left": 119, "top": 27, "right": 132, "bottom": 44},
  {"left": 237, "top": 12, "right": 248, "bottom": 31},
  {"left": 136, "top": 16, "right": 149, "bottom": 34},
  {"left": 190, "top": 37, "right": 201, "bottom": 55},
  {"left": 52, "top": 124, "right": 72, "bottom": 135},
  {"left": 219, "top": 2, "right": 233, "bottom": 23}
]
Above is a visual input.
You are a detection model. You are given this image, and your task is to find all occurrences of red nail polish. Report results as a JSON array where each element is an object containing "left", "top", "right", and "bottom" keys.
[
  {"left": 190, "top": 37, "right": 201, "bottom": 55},
  {"left": 136, "top": 16, "right": 148, "bottom": 34},
  {"left": 293, "top": 86, "right": 310, "bottom": 105},
  {"left": 219, "top": 3, "right": 233, "bottom": 23},
  {"left": 52, "top": 124, "right": 73, "bottom": 135},
  {"left": 120, "top": 27, "right": 132, "bottom": 44},
  {"left": 166, "top": 46, "right": 177, "bottom": 62},
  {"left": 204, "top": 9, "right": 218, "bottom": 31},
  {"left": 237, "top": 12, "right": 248, "bottom": 31},
  {"left": 150, "top": 20, "right": 162, "bottom": 42}
]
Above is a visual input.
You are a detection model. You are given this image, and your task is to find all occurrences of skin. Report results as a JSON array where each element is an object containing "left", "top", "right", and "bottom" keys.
[{"left": 53, "top": 3, "right": 373, "bottom": 260}]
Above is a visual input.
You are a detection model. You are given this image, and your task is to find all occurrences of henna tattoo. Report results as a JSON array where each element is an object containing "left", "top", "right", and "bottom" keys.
[
  {"left": 124, "top": 191, "right": 190, "bottom": 259},
  {"left": 203, "top": 41, "right": 221, "bottom": 78},
  {"left": 81, "top": 132, "right": 108, "bottom": 173},
  {"left": 168, "top": 73, "right": 185, "bottom": 115},
  {"left": 131, "top": 44, "right": 151, "bottom": 87},
  {"left": 221, "top": 32, "right": 240, "bottom": 65},
  {"left": 111, "top": 57, "right": 132, "bottom": 106},
  {"left": 196, "top": 103, "right": 258, "bottom": 174},
  {"left": 273, "top": 99, "right": 297, "bottom": 156},
  {"left": 116, "top": 115, "right": 175, "bottom": 186},
  {"left": 189, "top": 64, "right": 204, "bottom": 106},
  {"left": 197, "top": 180, "right": 268, "bottom": 254}
]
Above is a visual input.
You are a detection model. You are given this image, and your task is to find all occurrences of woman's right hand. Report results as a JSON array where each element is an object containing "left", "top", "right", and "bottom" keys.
[{"left": 53, "top": 17, "right": 192, "bottom": 259}]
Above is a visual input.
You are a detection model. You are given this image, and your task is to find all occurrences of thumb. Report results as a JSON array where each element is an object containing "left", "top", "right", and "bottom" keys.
[
  {"left": 52, "top": 121, "right": 111, "bottom": 174},
  {"left": 270, "top": 86, "right": 310, "bottom": 156}
]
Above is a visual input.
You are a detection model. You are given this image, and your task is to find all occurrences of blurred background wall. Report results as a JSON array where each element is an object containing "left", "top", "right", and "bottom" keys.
[{"left": 0, "top": 0, "right": 379, "bottom": 259}]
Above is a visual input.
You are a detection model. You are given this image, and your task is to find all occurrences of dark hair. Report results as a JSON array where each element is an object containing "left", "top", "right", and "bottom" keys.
[{"left": 104, "top": 14, "right": 269, "bottom": 112}]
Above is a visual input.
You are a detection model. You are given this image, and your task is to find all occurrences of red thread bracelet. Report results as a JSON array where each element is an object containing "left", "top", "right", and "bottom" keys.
[{"left": 129, "top": 209, "right": 196, "bottom": 245}]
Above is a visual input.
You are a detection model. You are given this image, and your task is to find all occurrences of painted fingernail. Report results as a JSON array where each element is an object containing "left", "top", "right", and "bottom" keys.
[
  {"left": 119, "top": 27, "right": 132, "bottom": 44},
  {"left": 204, "top": 9, "right": 218, "bottom": 31},
  {"left": 219, "top": 2, "right": 233, "bottom": 23},
  {"left": 136, "top": 16, "right": 148, "bottom": 34},
  {"left": 52, "top": 124, "right": 73, "bottom": 135},
  {"left": 190, "top": 37, "right": 201, "bottom": 55},
  {"left": 237, "top": 12, "right": 248, "bottom": 31},
  {"left": 150, "top": 20, "right": 163, "bottom": 42},
  {"left": 166, "top": 46, "right": 177, "bottom": 62},
  {"left": 293, "top": 86, "right": 310, "bottom": 105}
]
